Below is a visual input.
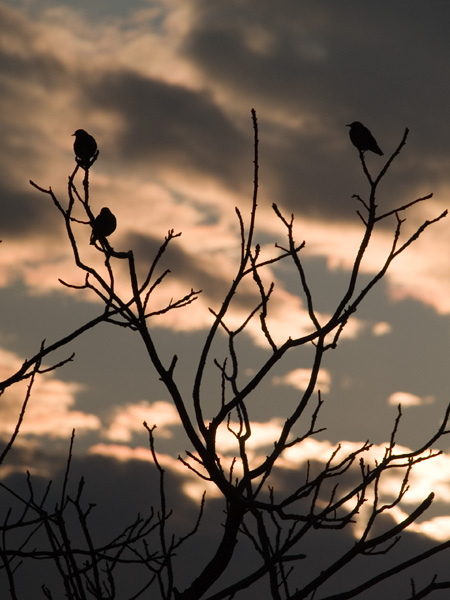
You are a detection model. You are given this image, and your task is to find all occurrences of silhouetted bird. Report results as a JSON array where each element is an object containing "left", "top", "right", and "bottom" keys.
[
  {"left": 346, "top": 122, "right": 383, "bottom": 156},
  {"left": 90, "top": 208, "right": 117, "bottom": 245},
  {"left": 73, "top": 129, "right": 98, "bottom": 166}
]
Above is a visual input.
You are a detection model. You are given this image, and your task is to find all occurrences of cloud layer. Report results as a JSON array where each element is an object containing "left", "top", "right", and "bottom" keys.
[{"left": 1, "top": 1, "right": 450, "bottom": 595}]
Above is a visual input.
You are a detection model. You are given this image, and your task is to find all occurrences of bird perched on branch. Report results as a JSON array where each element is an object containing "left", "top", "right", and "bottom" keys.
[
  {"left": 72, "top": 129, "right": 98, "bottom": 167},
  {"left": 90, "top": 207, "right": 117, "bottom": 245},
  {"left": 346, "top": 121, "right": 383, "bottom": 156}
]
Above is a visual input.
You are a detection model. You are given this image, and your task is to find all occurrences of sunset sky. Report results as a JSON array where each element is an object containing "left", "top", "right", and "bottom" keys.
[{"left": 1, "top": 1, "right": 450, "bottom": 597}]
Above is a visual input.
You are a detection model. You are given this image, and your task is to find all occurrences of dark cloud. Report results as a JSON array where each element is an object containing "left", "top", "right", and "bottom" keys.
[
  {"left": 2, "top": 2, "right": 446, "bottom": 223},
  {"left": 0, "top": 185, "right": 61, "bottom": 240},
  {"left": 0, "top": 7, "right": 90, "bottom": 190},
  {"left": 85, "top": 70, "right": 251, "bottom": 194},
  {"left": 183, "top": 1, "right": 450, "bottom": 127},
  {"left": 0, "top": 453, "right": 203, "bottom": 598},
  {"left": 180, "top": 1, "right": 450, "bottom": 216},
  {"left": 0, "top": 6, "right": 69, "bottom": 116}
]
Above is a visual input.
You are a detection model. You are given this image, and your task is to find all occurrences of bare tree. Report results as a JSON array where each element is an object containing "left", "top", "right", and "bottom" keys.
[{"left": 0, "top": 110, "right": 449, "bottom": 599}]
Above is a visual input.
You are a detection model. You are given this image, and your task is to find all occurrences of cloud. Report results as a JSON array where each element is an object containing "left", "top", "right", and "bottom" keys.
[
  {"left": 272, "top": 367, "right": 331, "bottom": 393},
  {"left": 86, "top": 70, "right": 250, "bottom": 191},
  {"left": 0, "top": 347, "right": 100, "bottom": 439},
  {"left": 0, "top": 0, "right": 448, "bottom": 326},
  {"left": 408, "top": 515, "right": 450, "bottom": 542},
  {"left": 215, "top": 418, "right": 284, "bottom": 453},
  {"left": 90, "top": 432, "right": 450, "bottom": 543},
  {"left": 104, "top": 400, "right": 180, "bottom": 442},
  {"left": 277, "top": 438, "right": 450, "bottom": 543},
  {"left": 90, "top": 442, "right": 154, "bottom": 462},
  {"left": 1, "top": 3, "right": 450, "bottom": 595},
  {"left": 372, "top": 321, "right": 391, "bottom": 336},
  {"left": 388, "top": 391, "right": 434, "bottom": 407},
  {"left": 89, "top": 442, "right": 219, "bottom": 500}
]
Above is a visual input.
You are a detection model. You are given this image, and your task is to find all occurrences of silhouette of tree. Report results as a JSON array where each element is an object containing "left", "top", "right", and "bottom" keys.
[{"left": 0, "top": 110, "right": 449, "bottom": 599}]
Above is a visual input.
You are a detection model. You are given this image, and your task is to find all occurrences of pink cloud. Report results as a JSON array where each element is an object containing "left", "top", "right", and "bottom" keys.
[
  {"left": 104, "top": 400, "right": 180, "bottom": 442},
  {"left": 0, "top": 348, "right": 100, "bottom": 439}
]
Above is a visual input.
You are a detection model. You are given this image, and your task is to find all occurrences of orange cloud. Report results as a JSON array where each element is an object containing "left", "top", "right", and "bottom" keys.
[
  {"left": 388, "top": 391, "right": 434, "bottom": 407},
  {"left": 104, "top": 400, "right": 180, "bottom": 442},
  {"left": 0, "top": 348, "right": 100, "bottom": 439},
  {"left": 272, "top": 367, "right": 331, "bottom": 394}
]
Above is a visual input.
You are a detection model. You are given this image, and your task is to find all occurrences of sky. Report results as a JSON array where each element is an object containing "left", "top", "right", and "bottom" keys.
[{"left": 1, "top": 1, "right": 450, "bottom": 597}]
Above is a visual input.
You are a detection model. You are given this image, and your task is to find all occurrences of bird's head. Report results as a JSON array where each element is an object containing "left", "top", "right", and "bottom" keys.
[
  {"left": 346, "top": 121, "right": 362, "bottom": 128},
  {"left": 72, "top": 129, "right": 87, "bottom": 137}
]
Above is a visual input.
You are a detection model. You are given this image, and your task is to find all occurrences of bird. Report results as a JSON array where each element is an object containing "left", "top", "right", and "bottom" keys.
[
  {"left": 72, "top": 129, "right": 98, "bottom": 166},
  {"left": 90, "top": 207, "right": 117, "bottom": 245},
  {"left": 346, "top": 121, "right": 383, "bottom": 156}
]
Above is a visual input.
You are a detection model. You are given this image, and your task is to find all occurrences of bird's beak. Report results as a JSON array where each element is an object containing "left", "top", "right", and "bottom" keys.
[
  {"left": 345, "top": 124, "right": 351, "bottom": 127},
  {"left": 71, "top": 133, "right": 75, "bottom": 136}
]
